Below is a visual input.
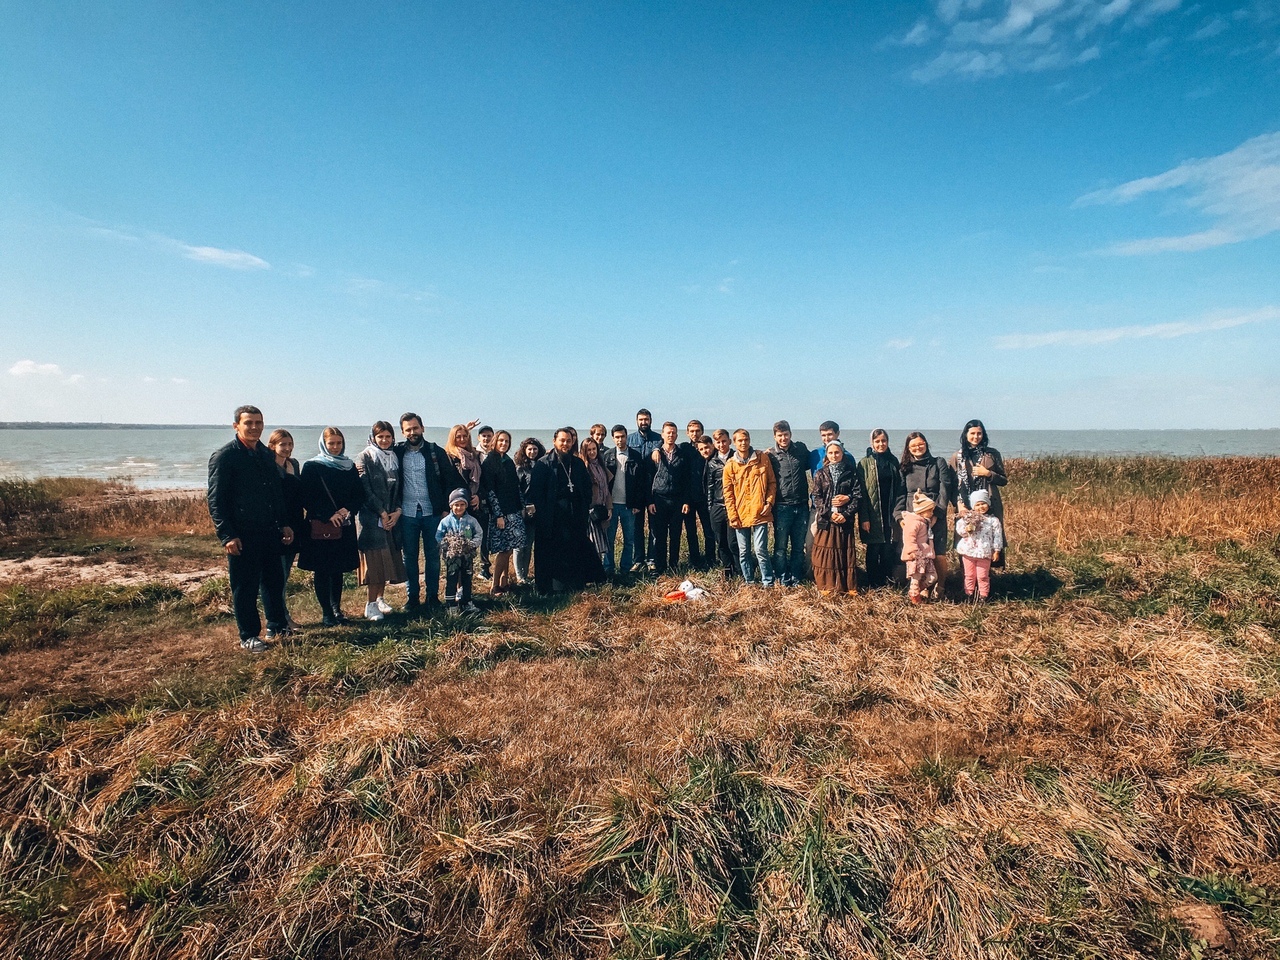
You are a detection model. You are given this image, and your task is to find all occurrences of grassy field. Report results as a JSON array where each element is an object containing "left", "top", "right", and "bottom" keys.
[{"left": 1, "top": 459, "right": 1278, "bottom": 959}]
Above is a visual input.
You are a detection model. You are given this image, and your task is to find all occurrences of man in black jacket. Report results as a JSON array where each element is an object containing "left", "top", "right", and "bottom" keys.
[
  {"left": 627, "top": 408, "right": 662, "bottom": 571},
  {"left": 395, "top": 413, "right": 463, "bottom": 612},
  {"left": 678, "top": 419, "right": 714, "bottom": 569},
  {"left": 207, "top": 405, "right": 295, "bottom": 652},
  {"left": 647, "top": 421, "right": 691, "bottom": 574},
  {"left": 703, "top": 431, "right": 739, "bottom": 580},
  {"left": 601, "top": 424, "right": 647, "bottom": 575},
  {"left": 767, "top": 419, "right": 812, "bottom": 588}
]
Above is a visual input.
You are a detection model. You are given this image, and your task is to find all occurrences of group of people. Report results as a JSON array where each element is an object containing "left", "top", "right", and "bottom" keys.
[{"left": 208, "top": 406, "right": 1008, "bottom": 651}]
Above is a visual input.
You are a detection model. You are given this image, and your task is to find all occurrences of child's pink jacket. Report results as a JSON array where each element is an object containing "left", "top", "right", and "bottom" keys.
[{"left": 900, "top": 511, "right": 935, "bottom": 562}]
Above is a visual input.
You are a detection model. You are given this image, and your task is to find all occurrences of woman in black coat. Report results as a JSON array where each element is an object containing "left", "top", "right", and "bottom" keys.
[
  {"left": 298, "top": 427, "right": 365, "bottom": 626},
  {"left": 893, "top": 431, "right": 956, "bottom": 594},
  {"left": 949, "top": 419, "right": 1009, "bottom": 568},
  {"left": 858, "top": 429, "right": 906, "bottom": 589},
  {"left": 512, "top": 437, "right": 545, "bottom": 586},
  {"left": 481, "top": 430, "right": 527, "bottom": 596},
  {"left": 260, "top": 428, "right": 305, "bottom": 628}
]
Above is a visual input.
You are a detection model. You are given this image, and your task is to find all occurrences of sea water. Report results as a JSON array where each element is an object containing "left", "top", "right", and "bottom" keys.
[{"left": 1, "top": 426, "right": 1277, "bottom": 490}]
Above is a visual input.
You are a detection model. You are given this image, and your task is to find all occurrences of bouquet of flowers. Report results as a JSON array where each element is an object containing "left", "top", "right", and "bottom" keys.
[{"left": 441, "top": 530, "right": 477, "bottom": 573}]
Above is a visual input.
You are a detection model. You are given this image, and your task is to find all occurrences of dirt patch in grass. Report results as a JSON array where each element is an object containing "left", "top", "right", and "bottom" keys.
[
  {"left": 0, "top": 555, "right": 223, "bottom": 591},
  {"left": 0, "top": 621, "right": 243, "bottom": 706}
]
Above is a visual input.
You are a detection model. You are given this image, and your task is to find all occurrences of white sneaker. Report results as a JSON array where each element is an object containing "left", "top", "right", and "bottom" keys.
[
  {"left": 463, "top": 602, "right": 480, "bottom": 615},
  {"left": 375, "top": 597, "right": 393, "bottom": 614},
  {"left": 364, "top": 601, "right": 385, "bottom": 621},
  {"left": 447, "top": 607, "right": 461, "bottom": 618}
]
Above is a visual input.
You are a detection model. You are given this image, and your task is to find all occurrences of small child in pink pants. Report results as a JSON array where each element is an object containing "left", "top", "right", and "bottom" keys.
[
  {"left": 901, "top": 491, "right": 938, "bottom": 604},
  {"left": 954, "top": 488, "right": 1004, "bottom": 601}
]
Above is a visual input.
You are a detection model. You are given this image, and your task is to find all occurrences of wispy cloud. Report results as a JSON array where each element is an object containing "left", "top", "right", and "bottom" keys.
[
  {"left": 884, "top": 18, "right": 934, "bottom": 46},
  {"left": 180, "top": 244, "right": 270, "bottom": 270},
  {"left": 884, "top": 338, "right": 915, "bottom": 350},
  {"left": 81, "top": 217, "right": 270, "bottom": 271},
  {"left": 992, "top": 307, "right": 1279, "bottom": 349},
  {"left": 8, "top": 359, "right": 85, "bottom": 383},
  {"left": 897, "top": 0, "right": 1185, "bottom": 82},
  {"left": 1077, "top": 131, "right": 1280, "bottom": 254},
  {"left": 1190, "top": 16, "right": 1228, "bottom": 41}
]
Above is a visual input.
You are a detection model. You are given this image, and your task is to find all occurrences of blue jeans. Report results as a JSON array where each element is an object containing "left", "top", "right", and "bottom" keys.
[
  {"left": 735, "top": 524, "right": 774, "bottom": 586},
  {"left": 400, "top": 509, "right": 441, "bottom": 604},
  {"left": 605, "top": 504, "right": 637, "bottom": 573},
  {"left": 772, "top": 503, "right": 808, "bottom": 586}
]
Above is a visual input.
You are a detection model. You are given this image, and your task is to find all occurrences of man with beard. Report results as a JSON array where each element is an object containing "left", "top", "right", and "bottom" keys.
[
  {"left": 627, "top": 408, "right": 662, "bottom": 572},
  {"left": 395, "top": 413, "right": 462, "bottom": 613},
  {"left": 534, "top": 427, "right": 603, "bottom": 593}
]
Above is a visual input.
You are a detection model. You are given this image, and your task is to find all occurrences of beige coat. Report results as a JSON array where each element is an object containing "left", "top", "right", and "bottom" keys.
[{"left": 723, "top": 450, "right": 776, "bottom": 529}]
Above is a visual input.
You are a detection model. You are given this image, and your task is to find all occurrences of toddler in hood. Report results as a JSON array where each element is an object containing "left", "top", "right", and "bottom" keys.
[{"left": 901, "top": 491, "right": 938, "bottom": 603}]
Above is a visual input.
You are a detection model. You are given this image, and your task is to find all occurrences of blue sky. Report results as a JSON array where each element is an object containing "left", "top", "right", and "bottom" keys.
[{"left": 1, "top": 0, "right": 1278, "bottom": 428}]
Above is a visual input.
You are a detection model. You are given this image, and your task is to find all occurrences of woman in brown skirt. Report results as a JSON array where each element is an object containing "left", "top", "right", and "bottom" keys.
[
  {"left": 810, "top": 440, "right": 867, "bottom": 595},
  {"left": 355, "top": 421, "right": 405, "bottom": 620}
]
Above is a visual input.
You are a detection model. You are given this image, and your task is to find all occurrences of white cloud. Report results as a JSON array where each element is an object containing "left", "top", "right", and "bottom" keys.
[
  {"left": 81, "top": 218, "right": 271, "bottom": 271},
  {"left": 181, "top": 244, "right": 270, "bottom": 270},
  {"left": 895, "top": 0, "right": 1184, "bottom": 81},
  {"left": 1191, "top": 16, "right": 1228, "bottom": 40},
  {"left": 992, "top": 306, "right": 1279, "bottom": 349},
  {"left": 8, "top": 360, "right": 85, "bottom": 383},
  {"left": 884, "top": 338, "right": 915, "bottom": 350},
  {"left": 885, "top": 18, "right": 934, "bottom": 46},
  {"left": 1078, "top": 131, "right": 1280, "bottom": 254},
  {"left": 717, "top": 277, "right": 735, "bottom": 294}
]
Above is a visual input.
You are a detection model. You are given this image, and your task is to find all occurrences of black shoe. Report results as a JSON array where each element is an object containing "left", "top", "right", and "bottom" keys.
[{"left": 321, "top": 615, "right": 337, "bottom": 628}]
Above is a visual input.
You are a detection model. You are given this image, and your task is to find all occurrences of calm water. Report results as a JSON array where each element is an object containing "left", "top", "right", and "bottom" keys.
[{"left": 1, "top": 426, "right": 1278, "bottom": 489}]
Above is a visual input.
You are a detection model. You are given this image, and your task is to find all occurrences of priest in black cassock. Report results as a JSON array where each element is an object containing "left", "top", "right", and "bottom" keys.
[{"left": 533, "top": 427, "right": 604, "bottom": 593}]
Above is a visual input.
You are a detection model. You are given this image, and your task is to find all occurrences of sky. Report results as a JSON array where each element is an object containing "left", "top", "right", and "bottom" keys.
[{"left": 1, "top": 0, "right": 1278, "bottom": 429}]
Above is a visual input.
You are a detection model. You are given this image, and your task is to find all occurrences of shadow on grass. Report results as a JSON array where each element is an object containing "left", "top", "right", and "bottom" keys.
[{"left": 989, "top": 566, "right": 1066, "bottom": 602}]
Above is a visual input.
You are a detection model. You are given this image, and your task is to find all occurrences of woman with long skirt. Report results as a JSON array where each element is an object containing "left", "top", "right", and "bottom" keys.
[
  {"left": 355, "top": 421, "right": 405, "bottom": 620},
  {"left": 811, "top": 440, "right": 866, "bottom": 595}
]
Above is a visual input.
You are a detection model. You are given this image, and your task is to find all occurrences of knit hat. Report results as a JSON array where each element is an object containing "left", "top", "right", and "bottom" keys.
[
  {"left": 912, "top": 491, "right": 936, "bottom": 514},
  {"left": 969, "top": 489, "right": 991, "bottom": 507},
  {"left": 448, "top": 487, "right": 469, "bottom": 506}
]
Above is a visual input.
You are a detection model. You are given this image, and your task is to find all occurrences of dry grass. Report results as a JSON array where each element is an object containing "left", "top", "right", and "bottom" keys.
[
  {"left": 0, "top": 477, "right": 212, "bottom": 541},
  {"left": 1, "top": 460, "right": 1279, "bottom": 959}
]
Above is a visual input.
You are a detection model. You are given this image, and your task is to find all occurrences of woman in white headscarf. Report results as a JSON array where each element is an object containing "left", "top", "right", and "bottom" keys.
[
  {"left": 355, "top": 420, "right": 405, "bottom": 621},
  {"left": 810, "top": 439, "right": 867, "bottom": 596},
  {"left": 299, "top": 427, "right": 365, "bottom": 626}
]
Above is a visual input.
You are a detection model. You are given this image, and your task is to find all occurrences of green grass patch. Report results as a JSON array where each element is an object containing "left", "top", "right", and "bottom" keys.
[{"left": 0, "top": 581, "right": 187, "bottom": 653}]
